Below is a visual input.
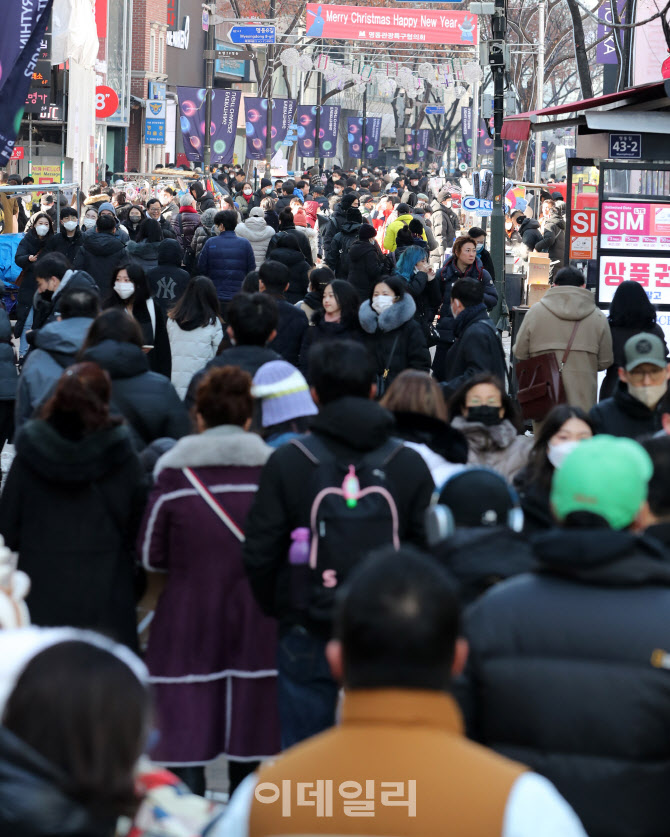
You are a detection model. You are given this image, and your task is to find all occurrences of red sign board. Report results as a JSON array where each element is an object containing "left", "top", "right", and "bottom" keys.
[
  {"left": 10, "top": 147, "right": 25, "bottom": 160},
  {"left": 305, "top": 3, "right": 477, "bottom": 45},
  {"left": 599, "top": 255, "right": 670, "bottom": 304},
  {"left": 569, "top": 208, "right": 598, "bottom": 259},
  {"left": 95, "top": 85, "right": 119, "bottom": 120}
]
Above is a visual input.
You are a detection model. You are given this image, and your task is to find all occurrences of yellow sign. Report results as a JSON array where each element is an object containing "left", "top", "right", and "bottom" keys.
[{"left": 31, "top": 164, "right": 61, "bottom": 185}]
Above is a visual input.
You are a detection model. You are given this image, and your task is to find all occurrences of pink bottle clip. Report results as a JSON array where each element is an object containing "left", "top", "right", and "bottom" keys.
[{"left": 343, "top": 466, "right": 360, "bottom": 509}]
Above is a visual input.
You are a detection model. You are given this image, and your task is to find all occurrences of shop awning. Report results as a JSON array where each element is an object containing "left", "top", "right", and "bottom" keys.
[{"left": 501, "top": 80, "right": 670, "bottom": 141}]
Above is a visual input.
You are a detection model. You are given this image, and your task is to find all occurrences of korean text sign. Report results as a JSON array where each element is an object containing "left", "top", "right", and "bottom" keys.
[
  {"left": 305, "top": 4, "right": 477, "bottom": 44},
  {"left": 599, "top": 256, "right": 670, "bottom": 304},
  {"left": 600, "top": 202, "right": 670, "bottom": 250}
]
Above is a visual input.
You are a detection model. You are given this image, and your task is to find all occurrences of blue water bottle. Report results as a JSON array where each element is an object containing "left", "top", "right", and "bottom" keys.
[{"left": 289, "top": 527, "right": 311, "bottom": 611}]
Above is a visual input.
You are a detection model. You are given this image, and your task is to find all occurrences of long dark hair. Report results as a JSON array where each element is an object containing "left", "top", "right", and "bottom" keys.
[
  {"left": 41, "top": 362, "right": 121, "bottom": 440},
  {"left": 315, "top": 279, "right": 360, "bottom": 329},
  {"left": 168, "top": 275, "right": 221, "bottom": 330},
  {"left": 278, "top": 207, "right": 295, "bottom": 230},
  {"left": 608, "top": 280, "right": 657, "bottom": 329},
  {"left": 369, "top": 274, "right": 406, "bottom": 303},
  {"left": 448, "top": 372, "right": 523, "bottom": 432},
  {"left": 79, "top": 308, "right": 144, "bottom": 356},
  {"left": 3, "top": 640, "right": 149, "bottom": 819},
  {"left": 106, "top": 263, "right": 150, "bottom": 310},
  {"left": 136, "top": 217, "right": 163, "bottom": 243},
  {"left": 522, "top": 404, "right": 594, "bottom": 495}
]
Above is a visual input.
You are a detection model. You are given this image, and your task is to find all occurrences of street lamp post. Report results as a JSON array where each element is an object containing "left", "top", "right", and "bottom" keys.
[
  {"left": 203, "top": 3, "right": 215, "bottom": 177},
  {"left": 265, "top": 0, "right": 276, "bottom": 173}
]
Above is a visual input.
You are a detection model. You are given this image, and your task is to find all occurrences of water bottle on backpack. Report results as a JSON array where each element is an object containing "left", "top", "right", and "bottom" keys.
[{"left": 289, "top": 527, "right": 311, "bottom": 611}]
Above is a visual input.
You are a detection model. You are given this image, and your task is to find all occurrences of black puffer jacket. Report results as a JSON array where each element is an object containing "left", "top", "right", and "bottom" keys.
[
  {"left": 432, "top": 526, "right": 537, "bottom": 605},
  {"left": 359, "top": 294, "right": 431, "bottom": 386},
  {"left": 403, "top": 269, "right": 442, "bottom": 344},
  {"left": 347, "top": 239, "right": 385, "bottom": 300},
  {"left": 461, "top": 526, "right": 670, "bottom": 837},
  {"left": 185, "top": 344, "right": 282, "bottom": 410},
  {"left": 14, "top": 229, "right": 52, "bottom": 337},
  {"left": 298, "top": 314, "right": 363, "bottom": 378},
  {"left": 264, "top": 234, "right": 310, "bottom": 304},
  {"left": 146, "top": 239, "right": 190, "bottom": 314},
  {"left": 44, "top": 228, "right": 84, "bottom": 263},
  {"left": 442, "top": 304, "right": 507, "bottom": 396},
  {"left": 0, "top": 726, "right": 117, "bottom": 837},
  {"left": 327, "top": 221, "right": 362, "bottom": 278},
  {"left": 0, "top": 419, "right": 146, "bottom": 648},
  {"left": 266, "top": 294, "right": 309, "bottom": 367},
  {"left": 517, "top": 216, "right": 543, "bottom": 252},
  {"left": 81, "top": 340, "right": 190, "bottom": 449},
  {"left": 322, "top": 202, "right": 347, "bottom": 255},
  {"left": 73, "top": 232, "right": 128, "bottom": 299},
  {"left": 243, "top": 396, "right": 435, "bottom": 632},
  {"left": 590, "top": 380, "right": 670, "bottom": 439}
]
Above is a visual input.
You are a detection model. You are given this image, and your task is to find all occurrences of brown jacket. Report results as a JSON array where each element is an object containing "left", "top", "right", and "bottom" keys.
[
  {"left": 513, "top": 286, "right": 613, "bottom": 412},
  {"left": 249, "top": 689, "right": 526, "bottom": 836}
]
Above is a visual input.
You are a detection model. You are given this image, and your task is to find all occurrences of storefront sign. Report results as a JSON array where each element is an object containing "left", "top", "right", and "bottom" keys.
[
  {"left": 305, "top": 3, "right": 477, "bottom": 44},
  {"left": 31, "top": 164, "right": 61, "bottom": 184},
  {"left": 569, "top": 208, "right": 598, "bottom": 259},
  {"left": 599, "top": 255, "right": 670, "bottom": 304},
  {"left": 145, "top": 100, "right": 166, "bottom": 145},
  {"left": 95, "top": 85, "right": 119, "bottom": 119},
  {"left": 600, "top": 201, "right": 670, "bottom": 249},
  {"left": 10, "top": 147, "right": 24, "bottom": 160},
  {"left": 167, "top": 16, "right": 190, "bottom": 49}
]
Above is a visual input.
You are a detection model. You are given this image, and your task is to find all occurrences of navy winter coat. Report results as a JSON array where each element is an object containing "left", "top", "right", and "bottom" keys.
[{"left": 197, "top": 230, "right": 255, "bottom": 301}]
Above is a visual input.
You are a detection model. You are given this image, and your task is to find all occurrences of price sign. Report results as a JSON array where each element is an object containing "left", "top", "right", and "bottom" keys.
[
  {"left": 95, "top": 85, "right": 119, "bottom": 120},
  {"left": 609, "top": 133, "right": 642, "bottom": 160}
]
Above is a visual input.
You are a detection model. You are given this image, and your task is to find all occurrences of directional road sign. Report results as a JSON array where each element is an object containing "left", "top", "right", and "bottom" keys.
[
  {"left": 425, "top": 105, "right": 446, "bottom": 115},
  {"left": 228, "top": 25, "right": 275, "bottom": 45}
]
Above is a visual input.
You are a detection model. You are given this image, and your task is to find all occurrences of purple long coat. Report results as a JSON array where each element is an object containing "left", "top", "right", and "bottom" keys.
[{"left": 138, "top": 426, "right": 280, "bottom": 765}]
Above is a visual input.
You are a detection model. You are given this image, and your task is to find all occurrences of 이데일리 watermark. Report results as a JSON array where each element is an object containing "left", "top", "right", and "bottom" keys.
[{"left": 254, "top": 779, "right": 417, "bottom": 817}]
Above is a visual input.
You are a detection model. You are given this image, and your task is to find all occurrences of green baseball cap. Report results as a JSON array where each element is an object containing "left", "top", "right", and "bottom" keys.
[
  {"left": 624, "top": 333, "right": 667, "bottom": 371},
  {"left": 551, "top": 435, "right": 653, "bottom": 530}
]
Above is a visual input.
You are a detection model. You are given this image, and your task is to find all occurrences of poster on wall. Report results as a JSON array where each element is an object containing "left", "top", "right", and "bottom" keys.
[
  {"left": 31, "top": 164, "right": 62, "bottom": 184},
  {"left": 177, "top": 87, "right": 242, "bottom": 164},
  {"left": 296, "top": 105, "right": 340, "bottom": 157}
]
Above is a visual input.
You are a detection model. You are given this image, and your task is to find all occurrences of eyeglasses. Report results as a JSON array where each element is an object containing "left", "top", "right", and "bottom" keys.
[{"left": 628, "top": 366, "right": 667, "bottom": 384}]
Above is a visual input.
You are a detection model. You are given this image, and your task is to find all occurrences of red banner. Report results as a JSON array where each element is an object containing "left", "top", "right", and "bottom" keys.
[{"left": 305, "top": 3, "right": 477, "bottom": 45}]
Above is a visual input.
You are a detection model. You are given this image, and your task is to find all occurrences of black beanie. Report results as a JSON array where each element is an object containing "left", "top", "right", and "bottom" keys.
[
  {"left": 261, "top": 178, "right": 272, "bottom": 188},
  {"left": 340, "top": 193, "right": 358, "bottom": 211},
  {"left": 359, "top": 223, "right": 376, "bottom": 240}
]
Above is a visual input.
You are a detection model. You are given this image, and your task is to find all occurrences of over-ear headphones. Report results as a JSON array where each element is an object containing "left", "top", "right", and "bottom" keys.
[{"left": 425, "top": 467, "right": 524, "bottom": 547}]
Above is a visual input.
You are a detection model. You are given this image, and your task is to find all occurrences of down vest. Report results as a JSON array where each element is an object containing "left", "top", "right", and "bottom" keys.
[
  {"left": 197, "top": 230, "right": 256, "bottom": 301},
  {"left": 235, "top": 215, "right": 275, "bottom": 265},
  {"left": 461, "top": 526, "right": 670, "bottom": 837}
]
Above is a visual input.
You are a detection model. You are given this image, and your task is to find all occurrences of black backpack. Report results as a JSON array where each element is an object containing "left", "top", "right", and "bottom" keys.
[
  {"left": 290, "top": 434, "right": 403, "bottom": 625},
  {"left": 177, "top": 215, "right": 197, "bottom": 274},
  {"left": 335, "top": 229, "right": 359, "bottom": 276}
]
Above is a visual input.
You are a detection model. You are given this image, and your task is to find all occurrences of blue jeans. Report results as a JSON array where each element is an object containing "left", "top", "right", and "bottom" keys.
[
  {"left": 20, "top": 308, "right": 33, "bottom": 358},
  {"left": 278, "top": 625, "right": 338, "bottom": 750}
]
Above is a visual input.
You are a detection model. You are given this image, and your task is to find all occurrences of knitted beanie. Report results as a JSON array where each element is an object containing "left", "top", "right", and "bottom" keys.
[
  {"left": 252, "top": 361, "right": 318, "bottom": 427},
  {"left": 359, "top": 223, "right": 377, "bottom": 240}
]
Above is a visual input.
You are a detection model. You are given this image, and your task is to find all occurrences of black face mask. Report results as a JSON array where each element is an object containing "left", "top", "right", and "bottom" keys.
[
  {"left": 40, "top": 289, "right": 54, "bottom": 302},
  {"left": 466, "top": 405, "right": 502, "bottom": 426}
]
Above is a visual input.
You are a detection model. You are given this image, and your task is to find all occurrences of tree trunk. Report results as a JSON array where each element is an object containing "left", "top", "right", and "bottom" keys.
[{"left": 565, "top": 0, "right": 594, "bottom": 98}]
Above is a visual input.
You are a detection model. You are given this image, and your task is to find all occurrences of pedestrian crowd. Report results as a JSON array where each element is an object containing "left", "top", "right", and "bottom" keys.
[{"left": 0, "top": 160, "right": 668, "bottom": 837}]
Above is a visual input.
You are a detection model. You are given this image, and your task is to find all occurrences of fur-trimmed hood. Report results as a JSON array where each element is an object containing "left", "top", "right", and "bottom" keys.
[
  {"left": 358, "top": 294, "right": 416, "bottom": 334},
  {"left": 154, "top": 425, "right": 271, "bottom": 476},
  {"left": 83, "top": 193, "right": 110, "bottom": 206}
]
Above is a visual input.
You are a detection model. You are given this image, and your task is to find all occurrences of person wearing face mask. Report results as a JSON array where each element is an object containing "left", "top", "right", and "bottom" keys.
[
  {"left": 81, "top": 206, "right": 99, "bottom": 233},
  {"left": 468, "top": 226, "right": 496, "bottom": 284},
  {"left": 590, "top": 332, "right": 670, "bottom": 439},
  {"left": 44, "top": 207, "right": 84, "bottom": 264},
  {"left": 125, "top": 206, "right": 145, "bottom": 242},
  {"left": 14, "top": 213, "right": 55, "bottom": 348},
  {"left": 106, "top": 263, "right": 172, "bottom": 378},
  {"left": 513, "top": 405, "right": 594, "bottom": 533},
  {"left": 441, "top": 278, "right": 507, "bottom": 399},
  {"left": 236, "top": 182, "right": 254, "bottom": 219},
  {"left": 250, "top": 178, "right": 274, "bottom": 209},
  {"left": 358, "top": 276, "right": 430, "bottom": 393},
  {"left": 514, "top": 266, "right": 612, "bottom": 413},
  {"left": 430, "top": 187, "right": 460, "bottom": 262},
  {"left": 448, "top": 374, "right": 531, "bottom": 481}
]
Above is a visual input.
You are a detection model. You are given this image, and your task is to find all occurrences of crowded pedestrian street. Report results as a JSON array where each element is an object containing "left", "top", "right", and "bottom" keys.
[{"left": 1, "top": 0, "right": 670, "bottom": 835}]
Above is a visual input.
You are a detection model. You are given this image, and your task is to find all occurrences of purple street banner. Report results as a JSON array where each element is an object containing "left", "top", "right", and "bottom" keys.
[
  {"left": 177, "top": 87, "right": 242, "bottom": 164},
  {"left": 407, "top": 128, "right": 430, "bottom": 162},
  {"left": 597, "top": 0, "right": 626, "bottom": 64},
  {"left": 346, "top": 116, "right": 382, "bottom": 160},
  {"left": 296, "top": 104, "right": 340, "bottom": 157},
  {"left": 0, "top": 0, "right": 54, "bottom": 166},
  {"left": 461, "top": 105, "right": 472, "bottom": 142},
  {"left": 245, "top": 97, "right": 296, "bottom": 160}
]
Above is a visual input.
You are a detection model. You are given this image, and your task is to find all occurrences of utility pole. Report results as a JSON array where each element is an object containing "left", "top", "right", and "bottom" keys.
[
  {"left": 361, "top": 84, "right": 368, "bottom": 167},
  {"left": 265, "top": 0, "right": 276, "bottom": 174},
  {"left": 488, "top": 0, "right": 508, "bottom": 330},
  {"left": 471, "top": 22, "right": 480, "bottom": 171},
  {"left": 534, "top": 0, "right": 545, "bottom": 183},
  {"left": 314, "top": 76, "right": 322, "bottom": 173},
  {"left": 203, "top": 3, "right": 215, "bottom": 177}
]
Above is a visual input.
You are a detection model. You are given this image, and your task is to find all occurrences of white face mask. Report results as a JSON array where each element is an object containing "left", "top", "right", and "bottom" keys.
[
  {"left": 628, "top": 381, "right": 668, "bottom": 409},
  {"left": 114, "top": 281, "right": 135, "bottom": 300},
  {"left": 83, "top": 217, "right": 96, "bottom": 229},
  {"left": 35, "top": 224, "right": 49, "bottom": 237},
  {"left": 547, "top": 440, "right": 580, "bottom": 469},
  {"left": 63, "top": 220, "right": 78, "bottom": 231},
  {"left": 372, "top": 294, "right": 395, "bottom": 315},
  {"left": 243, "top": 187, "right": 252, "bottom": 195},
  {"left": 505, "top": 221, "right": 513, "bottom": 230}
]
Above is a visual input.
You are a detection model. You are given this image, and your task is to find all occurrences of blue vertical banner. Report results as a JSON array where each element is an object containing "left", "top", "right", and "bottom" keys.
[
  {"left": 347, "top": 116, "right": 382, "bottom": 160},
  {"left": 407, "top": 128, "right": 430, "bottom": 162},
  {"left": 0, "top": 0, "right": 54, "bottom": 165},
  {"left": 177, "top": 87, "right": 242, "bottom": 164},
  {"left": 244, "top": 97, "right": 296, "bottom": 160},
  {"left": 296, "top": 104, "right": 340, "bottom": 158}
]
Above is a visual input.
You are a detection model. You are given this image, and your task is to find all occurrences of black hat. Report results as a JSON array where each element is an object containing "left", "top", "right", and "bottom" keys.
[
  {"left": 260, "top": 178, "right": 272, "bottom": 188},
  {"left": 340, "top": 193, "right": 358, "bottom": 211},
  {"left": 436, "top": 469, "right": 521, "bottom": 529},
  {"left": 359, "top": 223, "right": 376, "bottom": 240},
  {"left": 346, "top": 207, "right": 363, "bottom": 223}
]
